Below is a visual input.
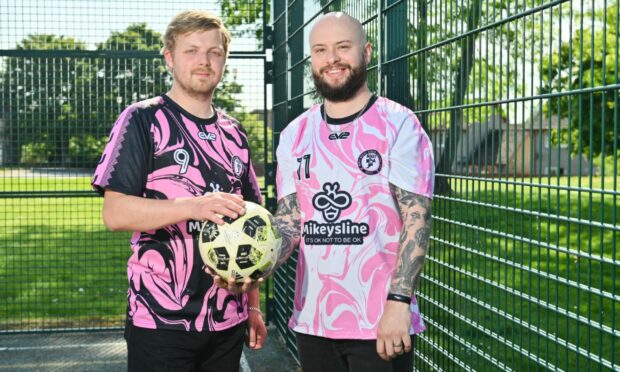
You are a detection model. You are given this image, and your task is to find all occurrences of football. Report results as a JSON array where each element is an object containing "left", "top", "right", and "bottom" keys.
[{"left": 198, "top": 201, "right": 282, "bottom": 284}]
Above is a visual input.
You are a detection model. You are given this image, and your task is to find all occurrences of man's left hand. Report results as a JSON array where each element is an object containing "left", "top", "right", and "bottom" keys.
[
  {"left": 246, "top": 308, "right": 267, "bottom": 350},
  {"left": 376, "top": 300, "right": 412, "bottom": 361},
  {"left": 212, "top": 274, "right": 263, "bottom": 294}
]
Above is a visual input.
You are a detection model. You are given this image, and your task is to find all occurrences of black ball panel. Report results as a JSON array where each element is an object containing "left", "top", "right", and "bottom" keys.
[
  {"left": 222, "top": 215, "right": 236, "bottom": 224},
  {"left": 242, "top": 216, "right": 267, "bottom": 239},
  {"left": 236, "top": 244, "right": 255, "bottom": 269},
  {"left": 201, "top": 222, "right": 220, "bottom": 243},
  {"left": 212, "top": 247, "right": 230, "bottom": 270},
  {"left": 249, "top": 269, "right": 264, "bottom": 280}
]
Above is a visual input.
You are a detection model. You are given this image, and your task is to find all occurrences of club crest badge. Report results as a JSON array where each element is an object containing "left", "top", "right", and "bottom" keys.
[
  {"left": 357, "top": 150, "right": 382, "bottom": 175},
  {"left": 232, "top": 156, "right": 244, "bottom": 178}
]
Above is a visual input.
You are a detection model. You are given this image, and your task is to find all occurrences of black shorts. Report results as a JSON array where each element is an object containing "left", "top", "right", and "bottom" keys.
[
  {"left": 296, "top": 332, "right": 414, "bottom": 372},
  {"left": 124, "top": 321, "right": 245, "bottom": 372}
]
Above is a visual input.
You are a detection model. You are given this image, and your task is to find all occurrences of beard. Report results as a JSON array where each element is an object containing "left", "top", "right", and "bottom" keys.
[{"left": 312, "top": 61, "right": 367, "bottom": 102}]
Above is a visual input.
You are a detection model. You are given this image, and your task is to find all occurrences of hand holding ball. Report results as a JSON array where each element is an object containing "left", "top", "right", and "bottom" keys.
[{"left": 199, "top": 201, "right": 282, "bottom": 284}]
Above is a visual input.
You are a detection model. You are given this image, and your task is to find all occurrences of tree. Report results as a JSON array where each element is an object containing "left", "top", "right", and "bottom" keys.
[
  {"left": 213, "top": 76, "right": 244, "bottom": 114},
  {"left": 91, "top": 25, "right": 168, "bottom": 128},
  {"left": 542, "top": 4, "right": 618, "bottom": 158},
  {"left": 218, "top": 0, "right": 271, "bottom": 171},
  {"left": 1, "top": 12, "right": 270, "bottom": 168},
  {"left": 432, "top": 0, "right": 483, "bottom": 194},
  {"left": 0, "top": 34, "right": 88, "bottom": 166},
  {"left": 20, "top": 23, "right": 173, "bottom": 168},
  {"left": 418, "top": 0, "right": 570, "bottom": 191},
  {"left": 237, "top": 110, "right": 272, "bottom": 172},
  {"left": 219, "top": 0, "right": 268, "bottom": 49}
]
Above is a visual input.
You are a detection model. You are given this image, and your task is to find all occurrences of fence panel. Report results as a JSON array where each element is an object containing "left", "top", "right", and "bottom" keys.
[
  {"left": 271, "top": 0, "right": 619, "bottom": 370},
  {"left": 0, "top": 0, "right": 270, "bottom": 332}
]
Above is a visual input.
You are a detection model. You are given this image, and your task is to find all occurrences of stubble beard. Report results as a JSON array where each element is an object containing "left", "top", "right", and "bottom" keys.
[{"left": 173, "top": 69, "right": 218, "bottom": 101}]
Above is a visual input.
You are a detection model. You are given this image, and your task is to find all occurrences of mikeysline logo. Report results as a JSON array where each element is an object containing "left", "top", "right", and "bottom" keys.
[{"left": 303, "top": 182, "right": 369, "bottom": 245}]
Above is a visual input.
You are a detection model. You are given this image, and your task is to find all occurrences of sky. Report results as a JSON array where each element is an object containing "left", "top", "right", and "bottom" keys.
[{"left": 0, "top": 0, "right": 268, "bottom": 111}]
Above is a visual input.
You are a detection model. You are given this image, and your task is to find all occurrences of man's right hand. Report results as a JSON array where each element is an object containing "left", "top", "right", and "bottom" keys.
[
  {"left": 188, "top": 192, "right": 246, "bottom": 225},
  {"left": 102, "top": 190, "right": 246, "bottom": 232}
]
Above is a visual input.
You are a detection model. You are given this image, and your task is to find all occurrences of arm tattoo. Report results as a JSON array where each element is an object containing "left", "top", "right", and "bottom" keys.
[
  {"left": 273, "top": 193, "right": 302, "bottom": 267},
  {"left": 389, "top": 184, "right": 432, "bottom": 296}
]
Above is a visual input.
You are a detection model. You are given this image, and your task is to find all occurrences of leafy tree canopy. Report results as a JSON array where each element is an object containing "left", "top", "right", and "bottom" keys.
[{"left": 542, "top": 4, "right": 618, "bottom": 157}]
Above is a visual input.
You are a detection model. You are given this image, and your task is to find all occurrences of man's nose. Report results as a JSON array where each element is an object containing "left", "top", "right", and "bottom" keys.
[
  {"left": 198, "top": 52, "right": 211, "bottom": 66},
  {"left": 326, "top": 48, "right": 340, "bottom": 65}
]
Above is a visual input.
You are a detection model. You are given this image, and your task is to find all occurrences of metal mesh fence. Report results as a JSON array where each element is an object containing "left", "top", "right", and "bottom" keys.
[
  {"left": 0, "top": 0, "right": 270, "bottom": 332},
  {"left": 272, "top": 0, "right": 619, "bottom": 370}
]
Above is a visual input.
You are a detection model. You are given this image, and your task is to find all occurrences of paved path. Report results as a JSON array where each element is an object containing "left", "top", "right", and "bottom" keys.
[{"left": 0, "top": 326, "right": 299, "bottom": 372}]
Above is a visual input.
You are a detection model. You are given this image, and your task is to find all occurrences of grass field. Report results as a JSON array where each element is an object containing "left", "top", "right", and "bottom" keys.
[
  {"left": 1, "top": 173, "right": 617, "bottom": 370},
  {"left": 420, "top": 175, "right": 619, "bottom": 371},
  {"left": 1, "top": 194, "right": 129, "bottom": 330},
  {"left": 0, "top": 174, "right": 268, "bottom": 331}
]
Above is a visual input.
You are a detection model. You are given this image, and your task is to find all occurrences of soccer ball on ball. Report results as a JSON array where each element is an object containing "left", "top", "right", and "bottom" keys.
[{"left": 198, "top": 201, "right": 282, "bottom": 284}]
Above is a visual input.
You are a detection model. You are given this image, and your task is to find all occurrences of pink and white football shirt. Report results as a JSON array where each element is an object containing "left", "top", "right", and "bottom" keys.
[{"left": 276, "top": 96, "right": 434, "bottom": 339}]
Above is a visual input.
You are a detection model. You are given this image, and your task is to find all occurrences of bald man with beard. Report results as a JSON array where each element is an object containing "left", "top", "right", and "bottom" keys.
[{"left": 270, "top": 11, "right": 436, "bottom": 372}]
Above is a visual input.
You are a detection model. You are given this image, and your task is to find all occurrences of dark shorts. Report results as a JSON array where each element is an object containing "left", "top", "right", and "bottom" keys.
[
  {"left": 296, "top": 332, "right": 414, "bottom": 372},
  {"left": 124, "top": 321, "right": 245, "bottom": 372}
]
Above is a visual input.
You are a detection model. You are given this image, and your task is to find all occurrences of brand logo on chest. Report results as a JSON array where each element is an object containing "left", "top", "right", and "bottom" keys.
[
  {"left": 199, "top": 132, "right": 217, "bottom": 141},
  {"left": 328, "top": 132, "right": 350, "bottom": 141}
]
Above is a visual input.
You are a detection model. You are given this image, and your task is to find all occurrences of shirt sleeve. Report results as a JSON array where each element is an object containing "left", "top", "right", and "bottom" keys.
[
  {"left": 233, "top": 122, "right": 263, "bottom": 205},
  {"left": 388, "top": 112, "right": 435, "bottom": 199},
  {"left": 91, "top": 105, "right": 152, "bottom": 197},
  {"left": 242, "top": 157, "right": 263, "bottom": 205},
  {"left": 275, "top": 128, "right": 297, "bottom": 200}
]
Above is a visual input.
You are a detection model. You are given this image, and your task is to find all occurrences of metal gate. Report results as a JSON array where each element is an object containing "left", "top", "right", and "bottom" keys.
[
  {"left": 271, "top": 0, "right": 619, "bottom": 371},
  {"left": 0, "top": 0, "right": 272, "bottom": 332}
]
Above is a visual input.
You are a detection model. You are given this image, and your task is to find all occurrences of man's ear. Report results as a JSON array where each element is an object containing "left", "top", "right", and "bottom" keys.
[
  {"left": 364, "top": 42, "right": 372, "bottom": 65},
  {"left": 164, "top": 49, "right": 174, "bottom": 71}
]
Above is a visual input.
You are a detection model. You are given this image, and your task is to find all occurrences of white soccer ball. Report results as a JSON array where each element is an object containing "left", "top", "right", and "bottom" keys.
[{"left": 199, "top": 201, "right": 282, "bottom": 283}]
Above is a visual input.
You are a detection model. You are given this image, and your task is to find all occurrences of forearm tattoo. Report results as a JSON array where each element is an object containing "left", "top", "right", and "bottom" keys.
[
  {"left": 274, "top": 193, "right": 302, "bottom": 267},
  {"left": 389, "top": 184, "right": 432, "bottom": 297}
]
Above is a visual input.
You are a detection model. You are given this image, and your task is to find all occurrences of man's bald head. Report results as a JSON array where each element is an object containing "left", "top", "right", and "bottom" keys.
[
  {"left": 309, "top": 12, "right": 367, "bottom": 46},
  {"left": 308, "top": 11, "right": 371, "bottom": 102}
]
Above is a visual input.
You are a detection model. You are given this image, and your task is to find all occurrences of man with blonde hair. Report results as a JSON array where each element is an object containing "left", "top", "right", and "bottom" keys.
[{"left": 92, "top": 10, "right": 266, "bottom": 371}]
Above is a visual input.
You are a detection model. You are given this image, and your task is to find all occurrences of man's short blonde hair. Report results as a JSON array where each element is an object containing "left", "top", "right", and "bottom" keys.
[{"left": 161, "top": 10, "right": 231, "bottom": 54}]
